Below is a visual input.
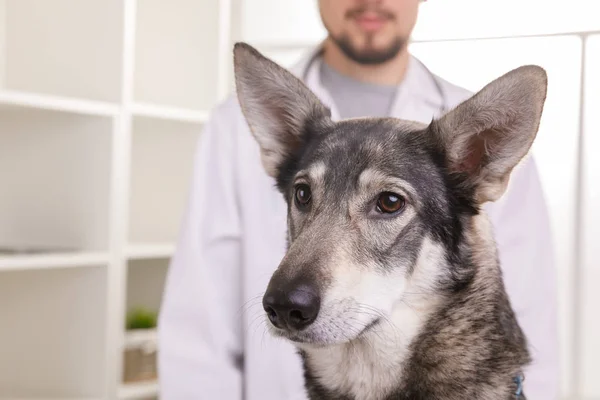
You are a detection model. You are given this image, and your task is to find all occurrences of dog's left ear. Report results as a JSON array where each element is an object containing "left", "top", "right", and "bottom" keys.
[
  {"left": 432, "top": 65, "right": 548, "bottom": 203},
  {"left": 233, "top": 42, "right": 332, "bottom": 178}
]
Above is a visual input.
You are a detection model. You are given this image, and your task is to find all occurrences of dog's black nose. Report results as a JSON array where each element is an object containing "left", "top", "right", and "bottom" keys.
[{"left": 263, "top": 284, "right": 320, "bottom": 331}]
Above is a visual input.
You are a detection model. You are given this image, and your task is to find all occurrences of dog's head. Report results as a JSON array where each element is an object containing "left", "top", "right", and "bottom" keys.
[{"left": 233, "top": 43, "right": 547, "bottom": 347}]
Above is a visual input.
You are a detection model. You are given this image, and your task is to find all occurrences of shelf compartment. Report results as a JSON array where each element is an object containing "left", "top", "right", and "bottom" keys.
[
  {"left": 120, "top": 260, "right": 167, "bottom": 399},
  {"left": 134, "top": 0, "right": 220, "bottom": 110},
  {"left": 0, "top": 266, "right": 107, "bottom": 398},
  {"left": 0, "top": 108, "right": 112, "bottom": 253},
  {"left": 126, "top": 258, "right": 169, "bottom": 319},
  {"left": 128, "top": 116, "right": 200, "bottom": 245},
  {"left": 1, "top": 0, "right": 123, "bottom": 102}
]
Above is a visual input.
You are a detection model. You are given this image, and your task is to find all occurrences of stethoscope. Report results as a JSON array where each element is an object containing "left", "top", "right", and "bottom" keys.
[
  {"left": 301, "top": 49, "right": 451, "bottom": 117},
  {"left": 413, "top": 56, "right": 451, "bottom": 115}
]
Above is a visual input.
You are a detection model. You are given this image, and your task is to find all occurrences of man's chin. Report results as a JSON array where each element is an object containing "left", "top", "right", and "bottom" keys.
[{"left": 332, "top": 34, "right": 405, "bottom": 65}]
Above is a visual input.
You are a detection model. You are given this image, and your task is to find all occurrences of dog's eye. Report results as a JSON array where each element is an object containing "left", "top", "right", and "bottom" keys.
[
  {"left": 376, "top": 192, "right": 405, "bottom": 214},
  {"left": 295, "top": 184, "right": 312, "bottom": 207}
]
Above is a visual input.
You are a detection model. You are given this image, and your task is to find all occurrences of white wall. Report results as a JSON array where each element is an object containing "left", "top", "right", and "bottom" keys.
[{"left": 581, "top": 34, "right": 600, "bottom": 397}]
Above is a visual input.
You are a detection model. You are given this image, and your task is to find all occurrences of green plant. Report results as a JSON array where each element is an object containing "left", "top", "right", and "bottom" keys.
[{"left": 126, "top": 307, "right": 157, "bottom": 330}]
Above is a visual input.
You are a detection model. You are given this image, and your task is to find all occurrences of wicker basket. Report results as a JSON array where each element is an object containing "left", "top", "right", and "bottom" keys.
[{"left": 123, "top": 330, "right": 158, "bottom": 383}]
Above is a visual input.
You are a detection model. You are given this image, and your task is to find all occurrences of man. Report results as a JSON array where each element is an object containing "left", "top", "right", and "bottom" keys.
[{"left": 158, "top": 1, "right": 559, "bottom": 399}]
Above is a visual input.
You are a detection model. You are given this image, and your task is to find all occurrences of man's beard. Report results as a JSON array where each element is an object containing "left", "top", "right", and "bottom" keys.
[{"left": 330, "top": 33, "right": 406, "bottom": 65}]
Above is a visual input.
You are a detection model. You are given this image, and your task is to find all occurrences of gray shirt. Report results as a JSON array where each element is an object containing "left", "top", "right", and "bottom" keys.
[{"left": 319, "top": 60, "right": 398, "bottom": 119}]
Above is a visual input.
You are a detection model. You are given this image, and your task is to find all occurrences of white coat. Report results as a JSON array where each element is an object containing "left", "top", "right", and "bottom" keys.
[{"left": 157, "top": 44, "right": 559, "bottom": 400}]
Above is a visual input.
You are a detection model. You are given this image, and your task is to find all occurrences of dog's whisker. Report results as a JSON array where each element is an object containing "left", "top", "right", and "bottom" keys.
[
  {"left": 247, "top": 308, "right": 266, "bottom": 325},
  {"left": 239, "top": 294, "right": 264, "bottom": 313},
  {"left": 239, "top": 302, "right": 264, "bottom": 322},
  {"left": 260, "top": 320, "right": 270, "bottom": 350},
  {"left": 248, "top": 313, "right": 269, "bottom": 341}
]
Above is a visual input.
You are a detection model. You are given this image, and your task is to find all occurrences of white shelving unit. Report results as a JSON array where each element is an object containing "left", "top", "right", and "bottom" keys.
[{"left": 0, "top": 0, "right": 231, "bottom": 398}]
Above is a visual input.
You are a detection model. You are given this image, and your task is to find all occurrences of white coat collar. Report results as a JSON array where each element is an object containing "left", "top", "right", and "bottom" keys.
[{"left": 287, "top": 42, "right": 447, "bottom": 124}]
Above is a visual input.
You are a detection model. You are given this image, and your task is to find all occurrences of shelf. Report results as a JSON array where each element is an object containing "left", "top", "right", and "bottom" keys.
[
  {"left": 134, "top": 0, "right": 220, "bottom": 110},
  {"left": 6, "top": 398, "right": 103, "bottom": 400},
  {"left": 0, "top": 266, "right": 107, "bottom": 398},
  {"left": 132, "top": 102, "right": 209, "bottom": 124},
  {"left": 127, "top": 243, "right": 175, "bottom": 260},
  {"left": 0, "top": 90, "right": 119, "bottom": 117},
  {"left": 118, "top": 381, "right": 159, "bottom": 400},
  {"left": 0, "top": 251, "right": 109, "bottom": 271}
]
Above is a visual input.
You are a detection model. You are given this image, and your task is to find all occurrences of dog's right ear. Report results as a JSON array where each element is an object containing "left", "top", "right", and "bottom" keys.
[
  {"left": 431, "top": 65, "right": 547, "bottom": 204},
  {"left": 233, "top": 42, "right": 332, "bottom": 178}
]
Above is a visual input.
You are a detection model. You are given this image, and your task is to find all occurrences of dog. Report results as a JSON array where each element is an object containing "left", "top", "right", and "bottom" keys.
[{"left": 232, "top": 42, "right": 547, "bottom": 400}]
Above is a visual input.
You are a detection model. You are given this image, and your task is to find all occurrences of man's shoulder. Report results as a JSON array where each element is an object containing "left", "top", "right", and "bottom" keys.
[
  {"left": 434, "top": 73, "right": 474, "bottom": 109},
  {"left": 199, "top": 92, "right": 253, "bottom": 144},
  {"left": 208, "top": 92, "right": 244, "bottom": 124}
]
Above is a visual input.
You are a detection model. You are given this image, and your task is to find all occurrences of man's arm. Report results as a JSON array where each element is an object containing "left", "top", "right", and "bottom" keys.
[
  {"left": 158, "top": 100, "right": 244, "bottom": 399},
  {"left": 486, "top": 155, "right": 560, "bottom": 399}
]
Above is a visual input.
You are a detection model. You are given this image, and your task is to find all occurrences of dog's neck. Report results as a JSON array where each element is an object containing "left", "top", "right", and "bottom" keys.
[
  {"left": 298, "top": 213, "right": 527, "bottom": 400},
  {"left": 300, "top": 296, "right": 437, "bottom": 400}
]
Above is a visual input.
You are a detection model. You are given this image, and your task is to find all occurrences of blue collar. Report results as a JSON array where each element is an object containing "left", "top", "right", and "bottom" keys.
[{"left": 514, "top": 373, "right": 524, "bottom": 398}]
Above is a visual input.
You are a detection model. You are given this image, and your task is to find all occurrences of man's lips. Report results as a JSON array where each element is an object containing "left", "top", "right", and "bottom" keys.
[{"left": 352, "top": 12, "right": 390, "bottom": 32}]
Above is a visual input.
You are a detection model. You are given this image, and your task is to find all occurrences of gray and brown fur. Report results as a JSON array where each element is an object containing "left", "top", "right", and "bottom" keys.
[{"left": 233, "top": 42, "right": 547, "bottom": 400}]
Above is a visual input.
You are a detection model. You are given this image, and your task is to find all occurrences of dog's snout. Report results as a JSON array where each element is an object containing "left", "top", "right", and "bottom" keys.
[{"left": 263, "top": 283, "right": 320, "bottom": 331}]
